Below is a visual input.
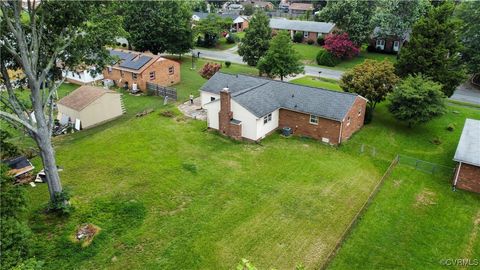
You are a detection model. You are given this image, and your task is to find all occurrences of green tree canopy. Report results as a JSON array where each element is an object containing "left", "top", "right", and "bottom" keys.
[
  {"left": 316, "top": 0, "right": 376, "bottom": 45},
  {"left": 238, "top": 11, "right": 272, "bottom": 66},
  {"left": 455, "top": 1, "right": 480, "bottom": 74},
  {"left": 388, "top": 75, "right": 446, "bottom": 127},
  {"left": 195, "top": 14, "right": 232, "bottom": 48},
  {"left": 122, "top": 0, "right": 193, "bottom": 55},
  {"left": 257, "top": 31, "right": 304, "bottom": 81},
  {"left": 395, "top": 2, "right": 466, "bottom": 97},
  {"left": 340, "top": 59, "right": 399, "bottom": 110}
]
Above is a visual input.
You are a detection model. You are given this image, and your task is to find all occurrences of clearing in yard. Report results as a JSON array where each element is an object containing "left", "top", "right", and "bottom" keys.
[
  {"left": 26, "top": 91, "right": 386, "bottom": 269},
  {"left": 293, "top": 43, "right": 397, "bottom": 71},
  {"left": 329, "top": 166, "right": 480, "bottom": 269}
]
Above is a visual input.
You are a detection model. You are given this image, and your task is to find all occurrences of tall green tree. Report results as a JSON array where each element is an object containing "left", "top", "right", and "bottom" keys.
[
  {"left": 0, "top": 1, "right": 123, "bottom": 204},
  {"left": 373, "top": 0, "right": 431, "bottom": 53},
  {"left": 238, "top": 11, "right": 272, "bottom": 66},
  {"left": 195, "top": 14, "right": 232, "bottom": 48},
  {"left": 455, "top": 1, "right": 480, "bottom": 74},
  {"left": 341, "top": 59, "right": 399, "bottom": 110},
  {"left": 388, "top": 75, "right": 446, "bottom": 127},
  {"left": 316, "top": 0, "right": 376, "bottom": 45},
  {"left": 122, "top": 0, "right": 193, "bottom": 55},
  {"left": 395, "top": 2, "right": 466, "bottom": 97},
  {"left": 257, "top": 31, "right": 304, "bottom": 81}
]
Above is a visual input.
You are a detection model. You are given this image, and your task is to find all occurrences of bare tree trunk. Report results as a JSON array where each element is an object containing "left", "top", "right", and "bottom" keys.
[{"left": 35, "top": 131, "right": 62, "bottom": 201}]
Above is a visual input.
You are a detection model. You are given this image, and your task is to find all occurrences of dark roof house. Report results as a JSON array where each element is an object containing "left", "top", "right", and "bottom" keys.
[
  {"left": 269, "top": 18, "right": 335, "bottom": 35},
  {"left": 200, "top": 73, "right": 367, "bottom": 143}
]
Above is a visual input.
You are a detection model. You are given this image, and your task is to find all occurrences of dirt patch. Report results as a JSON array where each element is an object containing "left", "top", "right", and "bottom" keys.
[
  {"left": 73, "top": 223, "right": 101, "bottom": 247},
  {"left": 414, "top": 189, "right": 436, "bottom": 207},
  {"left": 159, "top": 201, "right": 189, "bottom": 216}
]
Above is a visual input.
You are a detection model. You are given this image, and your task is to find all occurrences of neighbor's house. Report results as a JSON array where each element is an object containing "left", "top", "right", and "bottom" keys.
[
  {"left": 103, "top": 49, "right": 180, "bottom": 92},
  {"left": 63, "top": 67, "right": 104, "bottom": 85},
  {"left": 289, "top": 3, "right": 314, "bottom": 15},
  {"left": 200, "top": 73, "right": 366, "bottom": 143},
  {"left": 452, "top": 118, "right": 480, "bottom": 193},
  {"left": 270, "top": 18, "right": 336, "bottom": 44},
  {"left": 57, "top": 85, "right": 124, "bottom": 129},
  {"left": 233, "top": 16, "right": 250, "bottom": 32},
  {"left": 243, "top": 1, "right": 274, "bottom": 10},
  {"left": 369, "top": 27, "right": 411, "bottom": 54}
]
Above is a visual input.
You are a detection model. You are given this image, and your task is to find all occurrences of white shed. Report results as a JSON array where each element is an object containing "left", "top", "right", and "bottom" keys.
[{"left": 57, "top": 85, "right": 124, "bottom": 129}]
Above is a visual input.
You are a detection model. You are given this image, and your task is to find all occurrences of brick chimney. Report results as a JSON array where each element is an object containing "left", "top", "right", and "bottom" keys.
[{"left": 219, "top": 87, "right": 232, "bottom": 135}]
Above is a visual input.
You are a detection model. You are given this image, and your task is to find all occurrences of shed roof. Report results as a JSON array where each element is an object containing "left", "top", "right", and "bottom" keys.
[
  {"left": 57, "top": 85, "right": 118, "bottom": 111},
  {"left": 454, "top": 118, "right": 480, "bottom": 167},
  {"left": 200, "top": 72, "right": 361, "bottom": 121},
  {"left": 269, "top": 18, "right": 335, "bottom": 34}
]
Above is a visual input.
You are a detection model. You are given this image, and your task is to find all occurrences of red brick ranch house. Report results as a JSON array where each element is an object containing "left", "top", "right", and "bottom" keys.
[
  {"left": 453, "top": 118, "right": 480, "bottom": 193},
  {"left": 269, "top": 18, "right": 336, "bottom": 44},
  {"left": 200, "top": 73, "right": 367, "bottom": 144}
]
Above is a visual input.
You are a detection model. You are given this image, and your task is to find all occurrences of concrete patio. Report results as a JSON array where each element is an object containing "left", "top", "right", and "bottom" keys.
[{"left": 177, "top": 97, "right": 207, "bottom": 121}]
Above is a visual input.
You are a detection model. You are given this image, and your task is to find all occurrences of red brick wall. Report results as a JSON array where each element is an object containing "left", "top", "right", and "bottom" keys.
[
  {"left": 455, "top": 163, "right": 480, "bottom": 193},
  {"left": 103, "top": 58, "right": 180, "bottom": 92},
  {"left": 218, "top": 89, "right": 242, "bottom": 140},
  {"left": 340, "top": 97, "right": 366, "bottom": 142},
  {"left": 278, "top": 109, "right": 341, "bottom": 144}
]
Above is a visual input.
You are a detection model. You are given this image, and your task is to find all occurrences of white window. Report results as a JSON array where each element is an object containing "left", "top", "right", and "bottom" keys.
[
  {"left": 358, "top": 109, "right": 362, "bottom": 116},
  {"left": 150, "top": 71, "right": 155, "bottom": 80},
  {"left": 168, "top": 66, "right": 174, "bottom": 75},
  {"left": 393, "top": 40, "right": 400, "bottom": 51},
  {"left": 120, "top": 70, "right": 124, "bottom": 78},
  {"left": 132, "top": 73, "right": 137, "bottom": 80},
  {"left": 309, "top": 115, "right": 318, "bottom": 125},
  {"left": 263, "top": 113, "right": 272, "bottom": 124},
  {"left": 376, "top": 39, "right": 385, "bottom": 46},
  {"left": 304, "top": 31, "right": 309, "bottom": 38},
  {"left": 347, "top": 117, "right": 351, "bottom": 126}
]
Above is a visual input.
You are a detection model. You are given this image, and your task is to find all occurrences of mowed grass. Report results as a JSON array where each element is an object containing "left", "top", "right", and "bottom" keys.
[
  {"left": 329, "top": 166, "right": 480, "bottom": 270},
  {"left": 25, "top": 91, "right": 385, "bottom": 269},
  {"left": 293, "top": 44, "right": 397, "bottom": 71},
  {"left": 289, "top": 76, "right": 342, "bottom": 91}
]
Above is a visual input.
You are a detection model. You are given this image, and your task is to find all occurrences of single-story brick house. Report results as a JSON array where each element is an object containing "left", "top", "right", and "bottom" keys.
[
  {"left": 289, "top": 3, "right": 314, "bottom": 15},
  {"left": 369, "top": 27, "right": 411, "bottom": 54},
  {"left": 103, "top": 49, "right": 180, "bottom": 92},
  {"left": 233, "top": 16, "right": 250, "bottom": 32},
  {"left": 200, "top": 73, "right": 367, "bottom": 143},
  {"left": 452, "top": 118, "right": 480, "bottom": 193},
  {"left": 269, "top": 18, "right": 336, "bottom": 44}
]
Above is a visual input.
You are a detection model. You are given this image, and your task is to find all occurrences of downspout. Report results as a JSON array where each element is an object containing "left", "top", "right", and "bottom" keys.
[
  {"left": 453, "top": 162, "right": 462, "bottom": 190},
  {"left": 338, "top": 120, "right": 343, "bottom": 144}
]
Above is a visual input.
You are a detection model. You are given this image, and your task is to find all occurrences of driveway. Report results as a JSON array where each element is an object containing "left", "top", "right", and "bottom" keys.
[
  {"left": 192, "top": 48, "right": 480, "bottom": 105},
  {"left": 192, "top": 48, "right": 345, "bottom": 80}
]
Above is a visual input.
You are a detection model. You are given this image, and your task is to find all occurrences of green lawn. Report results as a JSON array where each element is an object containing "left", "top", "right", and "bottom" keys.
[
  {"left": 329, "top": 165, "right": 480, "bottom": 270},
  {"left": 25, "top": 90, "right": 385, "bottom": 269},
  {"left": 293, "top": 44, "right": 397, "bottom": 71},
  {"left": 289, "top": 76, "right": 342, "bottom": 91}
]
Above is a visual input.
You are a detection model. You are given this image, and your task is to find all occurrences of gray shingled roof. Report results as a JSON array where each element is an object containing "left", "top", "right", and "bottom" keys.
[
  {"left": 200, "top": 73, "right": 360, "bottom": 121},
  {"left": 454, "top": 119, "right": 480, "bottom": 167},
  {"left": 269, "top": 18, "right": 335, "bottom": 34},
  {"left": 193, "top": 12, "right": 238, "bottom": 20}
]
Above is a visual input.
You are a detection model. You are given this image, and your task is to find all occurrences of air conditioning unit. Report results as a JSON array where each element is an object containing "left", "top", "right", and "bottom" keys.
[{"left": 103, "top": 79, "right": 114, "bottom": 88}]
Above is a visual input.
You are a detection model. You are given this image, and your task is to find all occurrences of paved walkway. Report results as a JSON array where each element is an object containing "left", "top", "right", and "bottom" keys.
[
  {"left": 177, "top": 97, "right": 206, "bottom": 121},
  {"left": 192, "top": 48, "right": 480, "bottom": 105}
]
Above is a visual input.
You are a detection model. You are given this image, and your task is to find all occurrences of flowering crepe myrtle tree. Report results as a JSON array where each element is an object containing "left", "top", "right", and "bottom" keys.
[
  {"left": 323, "top": 32, "right": 360, "bottom": 59},
  {"left": 0, "top": 0, "right": 123, "bottom": 205}
]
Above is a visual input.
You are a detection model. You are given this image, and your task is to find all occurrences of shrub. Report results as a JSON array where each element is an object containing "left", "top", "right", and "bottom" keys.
[
  {"left": 307, "top": 39, "right": 314, "bottom": 45},
  {"left": 196, "top": 36, "right": 204, "bottom": 47},
  {"left": 316, "top": 49, "right": 339, "bottom": 67},
  {"left": 293, "top": 32, "right": 303, "bottom": 43},
  {"left": 366, "top": 44, "right": 376, "bottom": 53},
  {"left": 364, "top": 106, "right": 373, "bottom": 124},
  {"left": 225, "top": 61, "right": 231, "bottom": 68},
  {"left": 324, "top": 32, "right": 360, "bottom": 59},
  {"left": 115, "top": 42, "right": 120, "bottom": 46},
  {"left": 317, "top": 35, "right": 324, "bottom": 46},
  {"left": 47, "top": 189, "right": 73, "bottom": 215},
  {"left": 121, "top": 43, "right": 127, "bottom": 48},
  {"left": 199, "top": 62, "right": 222, "bottom": 79},
  {"left": 446, "top": 123, "right": 455, "bottom": 131},
  {"left": 226, "top": 34, "right": 236, "bottom": 44},
  {"left": 0, "top": 130, "right": 19, "bottom": 159}
]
